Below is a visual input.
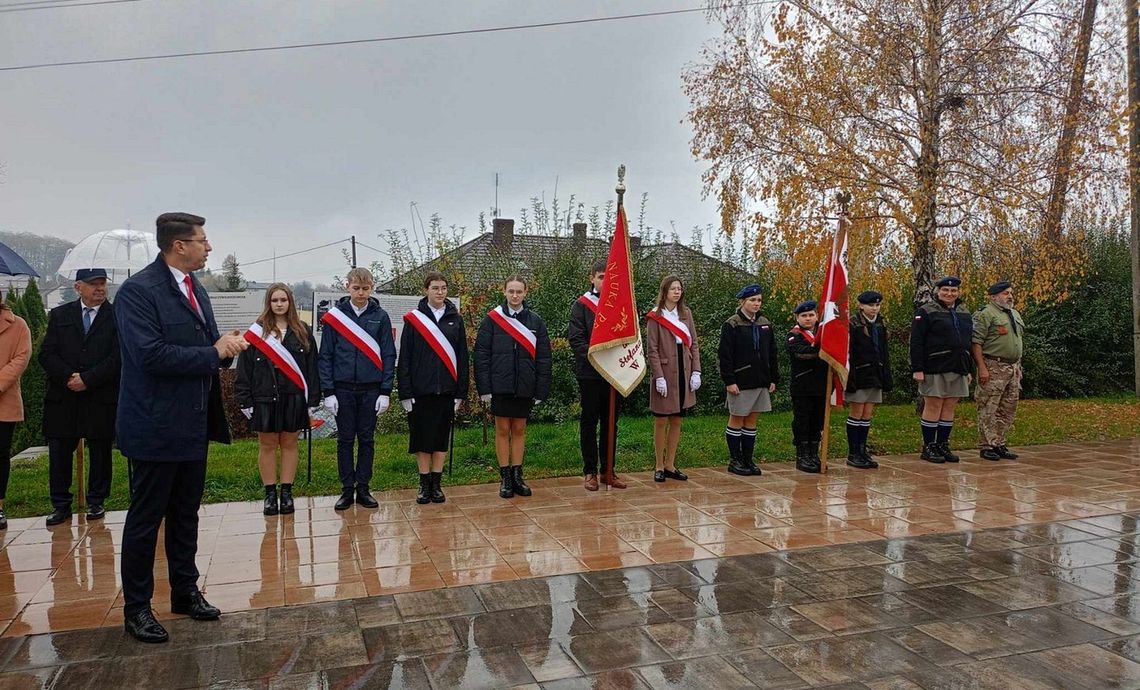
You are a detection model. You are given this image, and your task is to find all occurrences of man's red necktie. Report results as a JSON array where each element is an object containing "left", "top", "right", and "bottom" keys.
[{"left": 183, "top": 275, "right": 201, "bottom": 315}]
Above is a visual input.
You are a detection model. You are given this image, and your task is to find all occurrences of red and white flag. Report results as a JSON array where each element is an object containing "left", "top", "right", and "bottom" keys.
[
  {"left": 587, "top": 204, "right": 646, "bottom": 397},
  {"left": 243, "top": 323, "right": 309, "bottom": 401},
  {"left": 817, "top": 213, "right": 850, "bottom": 406}
]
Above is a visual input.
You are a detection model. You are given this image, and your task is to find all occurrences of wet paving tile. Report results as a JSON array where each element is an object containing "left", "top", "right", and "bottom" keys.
[
  {"left": 955, "top": 574, "right": 1100, "bottom": 610},
  {"left": 514, "top": 640, "right": 583, "bottom": 683},
  {"left": 421, "top": 645, "right": 536, "bottom": 688},
  {"left": 451, "top": 604, "right": 593, "bottom": 646},
  {"left": 792, "top": 598, "right": 906, "bottom": 635},
  {"left": 393, "top": 585, "right": 484, "bottom": 621},
  {"left": 564, "top": 627, "right": 672, "bottom": 673},
  {"left": 636, "top": 654, "right": 757, "bottom": 689},
  {"left": 766, "top": 633, "right": 937, "bottom": 686},
  {"left": 892, "top": 585, "right": 1008, "bottom": 620},
  {"left": 362, "top": 618, "right": 463, "bottom": 661},
  {"left": 678, "top": 578, "right": 814, "bottom": 616},
  {"left": 644, "top": 610, "right": 794, "bottom": 658}
]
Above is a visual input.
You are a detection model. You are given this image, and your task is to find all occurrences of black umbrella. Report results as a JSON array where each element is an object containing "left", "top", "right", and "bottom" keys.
[{"left": 0, "top": 242, "right": 38, "bottom": 278}]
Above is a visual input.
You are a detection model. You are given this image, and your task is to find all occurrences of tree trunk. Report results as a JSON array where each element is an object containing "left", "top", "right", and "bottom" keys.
[
  {"left": 1043, "top": 0, "right": 1099, "bottom": 242},
  {"left": 913, "top": 0, "right": 944, "bottom": 307},
  {"left": 1127, "top": 0, "right": 1140, "bottom": 394}
]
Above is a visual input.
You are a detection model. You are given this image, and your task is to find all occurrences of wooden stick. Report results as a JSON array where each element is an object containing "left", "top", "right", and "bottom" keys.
[
  {"left": 821, "top": 378, "right": 833, "bottom": 474},
  {"left": 75, "top": 438, "right": 86, "bottom": 509}
]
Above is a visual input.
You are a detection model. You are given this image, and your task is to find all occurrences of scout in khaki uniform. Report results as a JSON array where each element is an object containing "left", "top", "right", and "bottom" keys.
[{"left": 971, "top": 281, "right": 1024, "bottom": 460}]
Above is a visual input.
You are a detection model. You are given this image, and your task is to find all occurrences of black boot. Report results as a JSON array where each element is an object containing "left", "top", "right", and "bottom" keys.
[
  {"left": 416, "top": 474, "right": 431, "bottom": 505},
  {"left": 921, "top": 443, "right": 946, "bottom": 463},
  {"left": 334, "top": 488, "right": 355, "bottom": 511},
  {"left": 740, "top": 430, "right": 761, "bottom": 476},
  {"left": 860, "top": 443, "right": 879, "bottom": 468},
  {"left": 498, "top": 466, "right": 514, "bottom": 499},
  {"left": 511, "top": 464, "right": 532, "bottom": 497},
  {"left": 938, "top": 442, "right": 960, "bottom": 463},
  {"left": 727, "top": 439, "right": 751, "bottom": 476},
  {"left": 263, "top": 485, "right": 279, "bottom": 516},
  {"left": 429, "top": 472, "right": 446, "bottom": 503},
  {"left": 847, "top": 444, "right": 877, "bottom": 469},
  {"left": 796, "top": 442, "right": 820, "bottom": 473},
  {"left": 996, "top": 445, "right": 1019, "bottom": 460},
  {"left": 279, "top": 484, "right": 295, "bottom": 514}
]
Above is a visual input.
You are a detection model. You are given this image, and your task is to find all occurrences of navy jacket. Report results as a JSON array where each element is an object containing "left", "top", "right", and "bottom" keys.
[
  {"left": 847, "top": 313, "right": 893, "bottom": 393},
  {"left": 115, "top": 255, "right": 232, "bottom": 462},
  {"left": 474, "top": 302, "right": 552, "bottom": 400},
  {"left": 317, "top": 296, "right": 396, "bottom": 393},
  {"left": 718, "top": 310, "right": 780, "bottom": 391}
]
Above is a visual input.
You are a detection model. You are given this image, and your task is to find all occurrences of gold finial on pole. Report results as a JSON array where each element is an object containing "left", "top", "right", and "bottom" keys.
[
  {"left": 616, "top": 164, "right": 627, "bottom": 206},
  {"left": 834, "top": 190, "right": 852, "bottom": 216}
]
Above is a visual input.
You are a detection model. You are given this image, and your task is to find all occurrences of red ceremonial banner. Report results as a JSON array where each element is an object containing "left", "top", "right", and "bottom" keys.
[{"left": 817, "top": 213, "right": 850, "bottom": 406}]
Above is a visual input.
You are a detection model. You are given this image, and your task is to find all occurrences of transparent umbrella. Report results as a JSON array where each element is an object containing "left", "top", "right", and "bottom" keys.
[{"left": 57, "top": 229, "right": 158, "bottom": 282}]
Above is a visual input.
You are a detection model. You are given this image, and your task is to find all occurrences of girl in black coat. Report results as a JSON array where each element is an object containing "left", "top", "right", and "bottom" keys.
[
  {"left": 474, "top": 275, "right": 552, "bottom": 499},
  {"left": 235, "top": 283, "right": 321, "bottom": 515},
  {"left": 844, "top": 291, "right": 892, "bottom": 470},
  {"left": 910, "top": 276, "right": 974, "bottom": 463},
  {"left": 397, "top": 271, "right": 470, "bottom": 504}
]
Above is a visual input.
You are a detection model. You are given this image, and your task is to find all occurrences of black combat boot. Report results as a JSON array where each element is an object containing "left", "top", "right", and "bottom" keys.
[
  {"left": 511, "top": 465, "right": 532, "bottom": 497},
  {"left": 921, "top": 443, "right": 946, "bottom": 463},
  {"left": 498, "top": 466, "right": 514, "bottom": 499},
  {"left": 263, "top": 485, "right": 279, "bottom": 516},
  {"left": 416, "top": 474, "right": 431, "bottom": 505},
  {"left": 796, "top": 442, "right": 820, "bottom": 473},
  {"left": 279, "top": 484, "right": 295, "bottom": 514},
  {"left": 937, "top": 442, "right": 960, "bottom": 463},
  {"left": 429, "top": 472, "right": 446, "bottom": 503},
  {"left": 847, "top": 445, "right": 877, "bottom": 469}
]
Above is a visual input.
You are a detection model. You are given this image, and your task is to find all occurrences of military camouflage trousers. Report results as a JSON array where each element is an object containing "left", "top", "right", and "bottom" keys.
[{"left": 975, "top": 358, "right": 1021, "bottom": 449}]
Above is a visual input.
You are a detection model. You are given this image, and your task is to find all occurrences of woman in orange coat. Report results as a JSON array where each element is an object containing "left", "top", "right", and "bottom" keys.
[
  {"left": 0, "top": 299, "right": 32, "bottom": 530},
  {"left": 646, "top": 275, "right": 701, "bottom": 482}
]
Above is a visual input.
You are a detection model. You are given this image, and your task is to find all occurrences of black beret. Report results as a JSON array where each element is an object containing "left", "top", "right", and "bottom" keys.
[
  {"left": 793, "top": 300, "right": 817, "bottom": 314},
  {"left": 857, "top": 290, "right": 882, "bottom": 304},
  {"left": 935, "top": 276, "right": 961, "bottom": 288},
  {"left": 987, "top": 281, "right": 1012, "bottom": 295},
  {"left": 735, "top": 284, "right": 762, "bottom": 300},
  {"left": 75, "top": 268, "right": 108, "bottom": 283}
]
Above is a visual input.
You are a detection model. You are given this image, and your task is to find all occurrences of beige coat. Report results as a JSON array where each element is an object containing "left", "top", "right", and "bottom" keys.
[
  {"left": 646, "top": 305, "right": 701, "bottom": 415},
  {"left": 0, "top": 309, "right": 31, "bottom": 422}
]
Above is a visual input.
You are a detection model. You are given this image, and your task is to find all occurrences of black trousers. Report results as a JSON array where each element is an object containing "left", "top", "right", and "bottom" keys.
[
  {"left": 579, "top": 378, "right": 620, "bottom": 475},
  {"left": 334, "top": 387, "right": 380, "bottom": 489},
  {"left": 120, "top": 458, "right": 206, "bottom": 617},
  {"left": 48, "top": 437, "right": 113, "bottom": 510},
  {"left": 0, "top": 421, "right": 14, "bottom": 500},
  {"left": 792, "top": 395, "right": 826, "bottom": 444}
]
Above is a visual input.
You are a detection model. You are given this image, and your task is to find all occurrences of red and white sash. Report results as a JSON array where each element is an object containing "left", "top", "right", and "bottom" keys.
[
  {"left": 646, "top": 308, "right": 692, "bottom": 347},
  {"left": 577, "top": 291, "right": 599, "bottom": 314},
  {"left": 243, "top": 323, "right": 308, "bottom": 399},
  {"left": 404, "top": 310, "right": 459, "bottom": 381},
  {"left": 791, "top": 325, "right": 817, "bottom": 345},
  {"left": 488, "top": 306, "right": 536, "bottom": 358},
  {"left": 321, "top": 305, "right": 384, "bottom": 372}
]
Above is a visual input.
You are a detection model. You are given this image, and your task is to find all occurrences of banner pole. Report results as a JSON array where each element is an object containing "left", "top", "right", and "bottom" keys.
[
  {"left": 75, "top": 439, "right": 86, "bottom": 510},
  {"left": 605, "top": 386, "right": 616, "bottom": 491},
  {"left": 822, "top": 377, "right": 833, "bottom": 474}
]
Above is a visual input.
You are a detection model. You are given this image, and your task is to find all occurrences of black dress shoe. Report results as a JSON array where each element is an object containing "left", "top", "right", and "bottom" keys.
[
  {"left": 334, "top": 489, "right": 355, "bottom": 511},
  {"left": 171, "top": 591, "right": 221, "bottom": 620},
  {"left": 654, "top": 470, "right": 666, "bottom": 482},
  {"left": 356, "top": 486, "right": 379, "bottom": 508},
  {"left": 979, "top": 448, "right": 1002, "bottom": 461},
  {"left": 795, "top": 458, "right": 821, "bottom": 474},
  {"left": 124, "top": 609, "right": 169, "bottom": 643},
  {"left": 86, "top": 504, "right": 106, "bottom": 520},
  {"left": 0, "top": 508, "right": 6, "bottom": 530},
  {"left": 45, "top": 508, "right": 71, "bottom": 527},
  {"left": 663, "top": 468, "right": 688, "bottom": 481},
  {"left": 996, "top": 445, "right": 1019, "bottom": 460}
]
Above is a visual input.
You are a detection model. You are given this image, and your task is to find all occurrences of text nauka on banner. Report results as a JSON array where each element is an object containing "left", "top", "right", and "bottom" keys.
[
  {"left": 321, "top": 306, "right": 385, "bottom": 372},
  {"left": 404, "top": 310, "right": 459, "bottom": 381},
  {"left": 488, "top": 306, "right": 536, "bottom": 358},
  {"left": 646, "top": 309, "right": 691, "bottom": 347},
  {"left": 243, "top": 323, "right": 308, "bottom": 400}
]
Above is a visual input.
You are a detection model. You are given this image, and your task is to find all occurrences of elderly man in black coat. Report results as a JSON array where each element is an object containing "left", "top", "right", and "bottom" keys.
[
  {"left": 115, "top": 212, "right": 248, "bottom": 644},
  {"left": 39, "top": 268, "right": 120, "bottom": 526}
]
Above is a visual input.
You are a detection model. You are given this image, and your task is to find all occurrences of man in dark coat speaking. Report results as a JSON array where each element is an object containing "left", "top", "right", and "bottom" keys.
[
  {"left": 115, "top": 212, "right": 248, "bottom": 644},
  {"left": 39, "top": 268, "right": 120, "bottom": 526}
]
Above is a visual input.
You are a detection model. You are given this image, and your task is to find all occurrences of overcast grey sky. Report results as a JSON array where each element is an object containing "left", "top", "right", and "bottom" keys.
[{"left": 0, "top": 0, "right": 724, "bottom": 284}]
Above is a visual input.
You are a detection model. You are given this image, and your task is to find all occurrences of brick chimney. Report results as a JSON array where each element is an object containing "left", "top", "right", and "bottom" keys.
[
  {"left": 492, "top": 218, "right": 514, "bottom": 254},
  {"left": 572, "top": 222, "right": 587, "bottom": 241},
  {"left": 629, "top": 234, "right": 642, "bottom": 254}
]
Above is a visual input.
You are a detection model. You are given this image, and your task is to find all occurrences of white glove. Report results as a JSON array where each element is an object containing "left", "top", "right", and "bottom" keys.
[
  {"left": 534, "top": 399, "right": 543, "bottom": 405},
  {"left": 401, "top": 398, "right": 414, "bottom": 412},
  {"left": 323, "top": 395, "right": 338, "bottom": 415},
  {"left": 454, "top": 399, "right": 463, "bottom": 412},
  {"left": 655, "top": 377, "right": 668, "bottom": 397},
  {"left": 690, "top": 371, "right": 702, "bottom": 391},
  {"left": 480, "top": 394, "right": 492, "bottom": 404},
  {"left": 241, "top": 407, "right": 253, "bottom": 420},
  {"left": 375, "top": 395, "right": 390, "bottom": 414}
]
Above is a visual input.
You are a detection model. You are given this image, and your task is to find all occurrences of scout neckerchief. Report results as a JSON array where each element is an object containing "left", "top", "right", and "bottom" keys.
[
  {"left": 488, "top": 305, "right": 536, "bottom": 358},
  {"left": 243, "top": 322, "right": 308, "bottom": 400},
  {"left": 404, "top": 308, "right": 459, "bottom": 381},
  {"left": 646, "top": 307, "right": 692, "bottom": 347},
  {"left": 577, "top": 291, "right": 599, "bottom": 314},
  {"left": 321, "top": 304, "right": 384, "bottom": 372}
]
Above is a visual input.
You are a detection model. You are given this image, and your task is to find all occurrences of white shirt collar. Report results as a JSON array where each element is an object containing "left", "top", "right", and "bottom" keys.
[
  {"left": 168, "top": 264, "right": 189, "bottom": 286},
  {"left": 350, "top": 301, "right": 368, "bottom": 317},
  {"left": 430, "top": 304, "right": 446, "bottom": 321},
  {"left": 79, "top": 300, "right": 101, "bottom": 314}
]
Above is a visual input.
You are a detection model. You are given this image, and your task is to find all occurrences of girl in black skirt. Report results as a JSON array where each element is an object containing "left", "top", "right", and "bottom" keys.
[
  {"left": 397, "top": 271, "right": 470, "bottom": 505},
  {"left": 235, "top": 283, "right": 321, "bottom": 515},
  {"left": 474, "top": 275, "right": 553, "bottom": 499}
]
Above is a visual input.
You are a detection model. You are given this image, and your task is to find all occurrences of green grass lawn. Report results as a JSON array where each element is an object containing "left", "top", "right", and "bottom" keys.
[{"left": 4, "top": 396, "right": 1138, "bottom": 519}]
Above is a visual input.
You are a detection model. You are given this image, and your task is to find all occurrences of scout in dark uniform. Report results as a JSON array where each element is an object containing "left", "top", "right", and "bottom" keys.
[
  {"left": 972, "top": 280, "right": 1024, "bottom": 460},
  {"left": 398, "top": 271, "right": 470, "bottom": 505},
  {"left": 844, "top": 290, "right": 892, "bottom": 469},
  {"left": 787, "top": 300, "right": 829, "bottom": 473},
  {"left": 474, "top": 275, "right": 552, "bottom": 498},
  {"left": 910, "top": 276, "right": 974, "bottom": 463},
  {"left": 718, "top": 284, "right": 779, "bottom": 476}
]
